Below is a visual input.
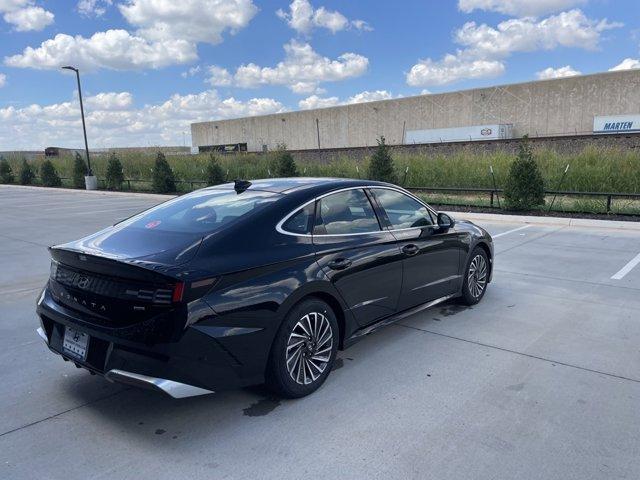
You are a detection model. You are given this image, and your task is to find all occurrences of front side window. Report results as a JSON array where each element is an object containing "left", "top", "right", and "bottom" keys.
[
  {"left": 369, "top": 188, "right": 434, "bottom": 229},
  {"left": 315, "top": 189, "right": 381, "bottom": 235}
]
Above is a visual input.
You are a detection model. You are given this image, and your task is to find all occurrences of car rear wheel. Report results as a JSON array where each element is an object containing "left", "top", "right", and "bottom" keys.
[
  {"left": 266, "top": 298, "right": 338, "bottom": 398},
  {"left": 460, "top": 247, "right": 489, "bottom": 305}
]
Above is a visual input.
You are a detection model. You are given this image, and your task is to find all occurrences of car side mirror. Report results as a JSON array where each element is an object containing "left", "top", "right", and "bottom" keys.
[{"left": 437, "top": 212, "right": 455, "bottom": 231}]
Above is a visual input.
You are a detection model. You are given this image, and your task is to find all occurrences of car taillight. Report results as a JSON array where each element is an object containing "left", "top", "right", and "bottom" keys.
[
  {"left": 172, "top": 282, "right": 185, "bottom": 303},
  {"left": 50, "top": 260, "right": 58, "bottom": 279}
]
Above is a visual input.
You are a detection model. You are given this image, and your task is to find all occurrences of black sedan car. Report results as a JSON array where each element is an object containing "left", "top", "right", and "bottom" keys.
[{"left": 36, "top": 178, "right": 493, "bottom": 398}]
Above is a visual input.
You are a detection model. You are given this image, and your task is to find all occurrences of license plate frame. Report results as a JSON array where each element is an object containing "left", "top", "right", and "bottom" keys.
[{"left": 62, "top": 326, "right": 89, "bottom": 361}]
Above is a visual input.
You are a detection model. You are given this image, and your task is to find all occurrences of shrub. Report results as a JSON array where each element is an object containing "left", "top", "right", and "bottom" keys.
[
  {"left": 72, "top": 152, "right": 88, "bottom": 188},
  {"left": 152, "top": 152, "right": 176, "bottom": 193},
  {"left": 368, "top": 136, "right": 396, "bottom": 183},
  {"left": 105, "top": 153, "right": 125, "bottom": 190},
  {"left": 19, "top": 158, "right": 36, "bottom": 185},
  {"left": 40, "top": 159, "right": 62, "bottom": 187},
  {"left": 503, "top": 137, "right": 545, "bottom": 210},
  {"left": 205, "top": 153, "right": 226, "bottom": 185},
  {"left": 275, "top": 147, "right": 298, "bottom": 177},
  {"left": 0, "top": 156, "right": 14, "bottom": 183}
]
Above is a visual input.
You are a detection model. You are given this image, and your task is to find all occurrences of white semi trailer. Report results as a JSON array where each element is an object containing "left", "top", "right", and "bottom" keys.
[{"left": 404, "top": 124, "right": 514, "bottom": 144}]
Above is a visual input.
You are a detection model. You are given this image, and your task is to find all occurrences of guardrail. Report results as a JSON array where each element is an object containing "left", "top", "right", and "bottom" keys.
[
  {"left": 406, "top": 186, "right": 640, "bottom": 213},
  {"left": 23, "top": 177, "right": 640, "bottom": 214}
]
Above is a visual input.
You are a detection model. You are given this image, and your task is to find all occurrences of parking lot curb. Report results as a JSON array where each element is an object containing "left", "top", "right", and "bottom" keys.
[{"left": 449, "top": 211, "right": 640, "bottom": 231}]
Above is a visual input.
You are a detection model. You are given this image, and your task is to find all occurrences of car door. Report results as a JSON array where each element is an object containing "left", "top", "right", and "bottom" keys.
[
  {"left": 368, "top": 188, "right": 464, "bottom": 311},
  {"left": 312, "top": 188, "right": 403, "bottom": 327}
]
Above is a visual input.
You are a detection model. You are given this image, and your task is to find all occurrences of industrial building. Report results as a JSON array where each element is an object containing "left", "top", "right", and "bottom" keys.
[{"left": 191, "top": 69, "right": 640, "bottom": 153}]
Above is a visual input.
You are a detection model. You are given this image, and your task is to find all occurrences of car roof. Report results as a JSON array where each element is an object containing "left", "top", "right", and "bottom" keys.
[{"left": 204, "top": 177, "right": 396, "bottom": 195}]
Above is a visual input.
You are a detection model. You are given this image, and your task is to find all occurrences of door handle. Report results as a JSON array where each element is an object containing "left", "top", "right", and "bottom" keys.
[
  {"left": 402, "top": 244, "right": 420, "bottom": 256},
  {"left": 328, "top": 258, "right": 352, "bottom": 270}
]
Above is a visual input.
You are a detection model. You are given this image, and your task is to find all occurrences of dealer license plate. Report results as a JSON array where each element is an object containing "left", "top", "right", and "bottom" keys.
[{"left": 62, "top": 326, "right": 89, "bottom": 361}]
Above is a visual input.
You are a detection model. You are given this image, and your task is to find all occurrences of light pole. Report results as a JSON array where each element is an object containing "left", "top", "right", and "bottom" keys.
[{"left": 62, "top": 65, "right": 96, "bottom": 189}]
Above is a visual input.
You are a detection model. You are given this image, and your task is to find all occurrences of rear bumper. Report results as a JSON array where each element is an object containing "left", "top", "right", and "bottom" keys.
[
  {"left": 36, "top": 286, "right": 267, "bottom": 397},
  {"left": 37, "top": 327, "right": 212, "bottom": 398}
]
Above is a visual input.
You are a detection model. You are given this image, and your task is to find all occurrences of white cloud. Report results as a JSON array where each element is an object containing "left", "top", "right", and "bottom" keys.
[
  {"left": 298, "top": 90, "right": 397, "bottom": 110},
  {"left": 208, "top": 40, "right": 368, "bottom": 93},
  {"left": 276, "top": 0, "right": 371, "bottom": 35},
  {"left": 407, "top": 54, "right": 505, "bottom": 87},
  {"left": 119, "top": 0, "right": 258, "bottom": 44},
  {"left": 0, "top": 73, "right": 5, "bottom": 87},
  {"left": 351, "top": 19, "right": 372, "bottom": 32},
  {"left": 77, "top": 0, "right": 112, "bottom": 17},
  {"left": 536, "top": 65, "right": 581, "bottom": 79},
  {"left": 458, "top": 0, "right": 586, "bottom": 17},
  {"left": 206, "top": 65, "right": 232, "bottom": 85},
  {"left": 85, "top": 92, "right": 133, "bottom": 110},
  {"left": 0, "top": 89, "right": 286, "bottom": 149},
  {"left": 406, "top": 9, "right": 620, "bottom": 87},
  {"left": 298, "top": 95, "right": 339, "bottom": 110},
  {"left": 5, "top": 30, "right": 197, "bottom": 70},
  {"left": 456, "top": 10, "right": 621, "bottom": 57},
  {"left": 610, "top": 58, "right": 640, "bottom": 71},
  {"left": 5, "top": 0, "right": 257, "bottom": 71},
  {"left": 1, "top": 1, "right": 54, "bottom": 31},
  {"left": 346, "top": 90, "right": 395, "bottom": 104},
  {"left": 181, "top": 65, "right": 202, "bottom": 78}
]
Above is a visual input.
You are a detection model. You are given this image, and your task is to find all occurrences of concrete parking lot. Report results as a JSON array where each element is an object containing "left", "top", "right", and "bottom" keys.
[{"left": 1, "top": 185, "right": 639, "bottom": 480}]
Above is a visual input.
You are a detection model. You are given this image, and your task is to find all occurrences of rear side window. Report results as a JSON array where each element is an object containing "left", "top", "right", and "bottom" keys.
[
  {"left": 281, "top": 204, "right": 315, "bottom": 234},
  {"left": 315, "top": 189, "right": 381, "bottom": 235},
  {"left": 369, "top": 188, "right": 434, "bottom": 229},
  {"left": 123, "top": 189, "right": 280, "bottom": 234}
]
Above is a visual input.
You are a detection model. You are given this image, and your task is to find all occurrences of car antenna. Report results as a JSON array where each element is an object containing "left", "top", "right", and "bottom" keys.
[{"left": 234, "top": 179, "right": 252, "bottom": 194}]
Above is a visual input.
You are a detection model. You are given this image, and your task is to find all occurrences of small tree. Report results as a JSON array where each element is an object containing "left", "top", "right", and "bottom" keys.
[
  {"left": 152, "top": 151, "right": 176, "bottom": 193},
  {"left": 40, "top": 159, "right": 62, "bottom": 187},
  {"left": 368, "top": 136, "right": 396, "bottom": 183},
  {"left": 205, "top": 153, "right": 226, "bottom": 185},
  {"left": 19, "top": 158, "right": 35, "bottom": 185},
  {"left": 0, "top": 156, "right": 14, "bottom": 184},
  {"left": 72, "top": 152, "right": 88, "bottom": 188},
  {"left": 105, "top": 153, "right": 125, "bottom": 190},
  {"left": 503, "top": 137, "right": 545, "bottom": 211},
  {"left": 275, "top": 146, "right": 298, "bottom": 177}
]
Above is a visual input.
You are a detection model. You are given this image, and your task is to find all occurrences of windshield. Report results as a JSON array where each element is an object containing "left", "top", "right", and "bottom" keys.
[{"left": 121, "top": 189, "right": 281, "bottom": 234}]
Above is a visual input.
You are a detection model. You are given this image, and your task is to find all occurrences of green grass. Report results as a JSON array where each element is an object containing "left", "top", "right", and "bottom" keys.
[{"left": 2, "top": 144, "right": 639, "bottom": 196}]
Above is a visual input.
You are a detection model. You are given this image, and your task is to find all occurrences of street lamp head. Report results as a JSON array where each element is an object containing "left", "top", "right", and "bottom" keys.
[{"left": 61, "top": 65, "right": 78, "bottom": 72}]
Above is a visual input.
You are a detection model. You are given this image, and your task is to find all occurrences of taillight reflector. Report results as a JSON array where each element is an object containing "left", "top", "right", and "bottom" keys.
[{"left": 172, "top": 282, "right": 185, "bottom": 302}]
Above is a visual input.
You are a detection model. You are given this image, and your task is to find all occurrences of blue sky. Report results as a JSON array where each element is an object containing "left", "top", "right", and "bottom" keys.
[{"left": 1, "top": 0, "right": 639, "bottom": 149}]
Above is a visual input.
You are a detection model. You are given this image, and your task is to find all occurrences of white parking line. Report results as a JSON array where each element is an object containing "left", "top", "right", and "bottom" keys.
[
  {"left": 611, "top": 252, "right": 640, "bottom": 280},
  {"left": 68, "top": 206, "right": 146, "bottom": 215},
  {"left": 492, "top": 224, "right": 532, "bottom": 238}
]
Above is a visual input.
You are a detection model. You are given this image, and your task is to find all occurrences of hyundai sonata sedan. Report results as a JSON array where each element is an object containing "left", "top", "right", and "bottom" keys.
[{"left": 36, "top": 178, "right": 493, "bottom": 398}]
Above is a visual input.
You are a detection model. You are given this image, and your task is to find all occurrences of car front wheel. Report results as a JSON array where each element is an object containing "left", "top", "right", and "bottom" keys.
[
  {"left": 460, "top": 247, "right": 489, "bottom": 305},
  {"left": 266, "top": 298, "right": 338, "bottom": 398}
]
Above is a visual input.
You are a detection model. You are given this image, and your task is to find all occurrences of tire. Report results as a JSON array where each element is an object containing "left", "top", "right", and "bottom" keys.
[
  {"left": 266, "top": 298, "right": 339, "bottom": 398},
  {"left": 460, "top": 247, "right": 489, "bottom": 306}
]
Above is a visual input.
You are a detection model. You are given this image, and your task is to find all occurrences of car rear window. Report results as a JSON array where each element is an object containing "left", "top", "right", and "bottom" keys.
[{"left": 122, "top": 189, "right": 280, "bottom": 234}]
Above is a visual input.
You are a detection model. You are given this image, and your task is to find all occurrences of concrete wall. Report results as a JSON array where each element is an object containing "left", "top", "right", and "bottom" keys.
[
  {"left": 191, "top": 70, "right": 640, "bottom": 152},
  {"left": 283, "top": 132, "right": 640, "bottom": 164}
]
